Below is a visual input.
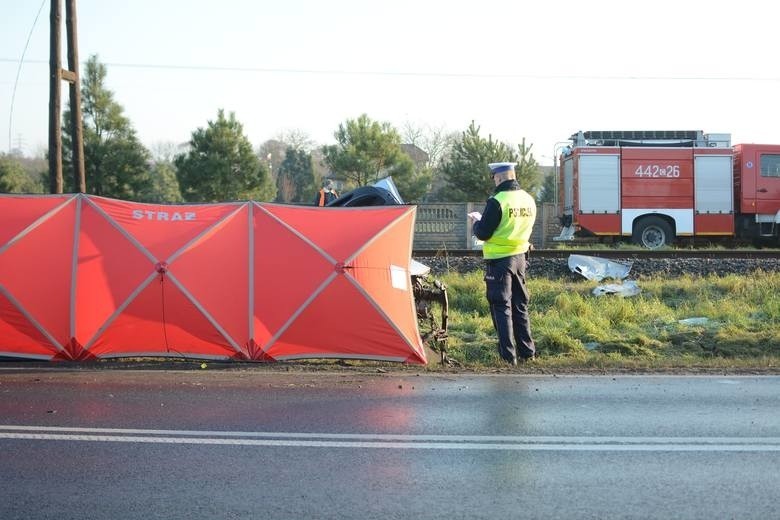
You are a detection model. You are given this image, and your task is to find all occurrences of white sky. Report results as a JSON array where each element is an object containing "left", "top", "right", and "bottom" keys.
[{"left": 2, "top": 0, "right": 778, "bottom": 165}]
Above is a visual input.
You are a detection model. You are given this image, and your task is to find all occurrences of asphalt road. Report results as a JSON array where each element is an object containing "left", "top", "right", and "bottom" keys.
[{"left": 1, "top": 367, "right": 778, "bottom": 519}]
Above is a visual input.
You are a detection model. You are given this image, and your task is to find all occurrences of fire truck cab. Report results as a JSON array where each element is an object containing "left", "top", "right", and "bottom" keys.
[{"left": 557, "top": 130, "right": 780, "bottom": 248}]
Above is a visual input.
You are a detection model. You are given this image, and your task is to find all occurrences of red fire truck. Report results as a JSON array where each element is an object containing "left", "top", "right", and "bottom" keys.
[{"left": 556, "top": 130, "right": 780, "bottom": 248}]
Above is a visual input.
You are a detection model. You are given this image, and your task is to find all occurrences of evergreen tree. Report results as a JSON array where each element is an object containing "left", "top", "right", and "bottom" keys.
[
  {"left": 175, "top": 110, "right": 275, "bottom": 202},
  {"left": 538, "top": 169, "right": 557, "bottom": 203},
  {"left": 439, "top": 122, "right": 542, "bottom": 201},
  {"left": 322, "top": 114, "right": 416, "bottom": 198},
  {"left": 439, "top": 121, "right": 514, "bottom": 202},
  {"left": 137, "top": 161, "right": 183, "bottom": 203},
  {"left": 63, "top": 55, "right": 152, "bottom": 199},
  {"left": 394, "top": 165, "right": 431, "bottom": 203},
  {"left": 276, "top": 147, "right": 315, "bottom": 203},
  {"left": 515, "top": 137, "right": 543, "bottom": 200}
]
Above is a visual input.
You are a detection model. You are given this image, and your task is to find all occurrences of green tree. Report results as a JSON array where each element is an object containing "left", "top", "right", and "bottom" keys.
[
  {"left": 322, "top": 114, "right": 417, "bottom": 199},
  {"left": 63, "top": 55, "right": 152, "bottom": 199},
  {"left": 0, "top": 154, "right": 44, "bottom": 192},
  {"left": 439, "top": 121, "right": 514, "bottom": 202},
  {"left": 276, "top": 147, "right": 315, "bottom": 203},
  {"left": 137, "top": 161, "right": 183, "bottom": 203},
  {"left": 175, "top": 110, "right": 275, "bottom": 202},
  {"left": 439, "top": 122, "right": 542, "bottom": 202},
  {"left": 538, "top": 168, "right": 557, "bottom": 203},
  {"left": 515, "top": 137, "right": 543, "bottom": 199},
  {"left": 394, "top": 164, "right": 431, "bottom": 203}
]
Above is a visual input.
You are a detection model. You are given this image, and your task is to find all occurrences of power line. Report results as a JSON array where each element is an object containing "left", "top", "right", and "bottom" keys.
[
  {"left": 8, "top": 0, "right": 47, "bottom": 153},
  {"left": 2, "top": 57, "right": 780, "bottom": 82}
]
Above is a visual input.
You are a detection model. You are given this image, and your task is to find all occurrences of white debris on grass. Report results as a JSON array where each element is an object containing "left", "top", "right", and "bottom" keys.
[
  {"left": 569, "top": 254, "right": 641, "bottom": 297},
  {"left": 568, "top": 254, "right": 633, "bottom": 282},
  {"left": 678, "top": 317, "right": 711, "bottom": 326},
  {"left": 592, "top": 280, "right": 641, "bottom": 297}
]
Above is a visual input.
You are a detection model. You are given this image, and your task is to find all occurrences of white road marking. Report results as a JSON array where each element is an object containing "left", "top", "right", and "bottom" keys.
[{"left": 1, "top": 425, "right": 779, "bottom": 451}]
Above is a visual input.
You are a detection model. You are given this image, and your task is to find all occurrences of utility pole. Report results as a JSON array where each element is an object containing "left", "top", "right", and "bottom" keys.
[
  {"left": 48, "top": 0, "right": 85, "bottom": 194},
  {"left": 48, "top": 0, "right": 62, "bottom": 193},
  {"left": 65, "top": 0, "right": 85, "bottom": 193}
]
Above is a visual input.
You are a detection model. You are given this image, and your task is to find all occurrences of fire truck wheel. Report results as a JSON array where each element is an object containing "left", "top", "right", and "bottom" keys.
[{"left": 632, "top": 216, "right": 673, "bottom": 249}]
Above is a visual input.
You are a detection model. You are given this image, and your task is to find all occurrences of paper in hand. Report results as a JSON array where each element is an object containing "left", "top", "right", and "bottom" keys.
[{"left": 468, "top": 211, "right": 482, "bottom": 221}]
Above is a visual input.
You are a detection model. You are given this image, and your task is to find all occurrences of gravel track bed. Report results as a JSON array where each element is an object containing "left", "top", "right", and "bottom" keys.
[{"left": 414, "top": 256, "right": 780, "bottom": 279}]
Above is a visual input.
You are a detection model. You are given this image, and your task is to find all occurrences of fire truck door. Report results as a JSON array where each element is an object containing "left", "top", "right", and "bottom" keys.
[
  {"left": 579, "top": 154, "right": 620, "bottom": 213},
  {"left": 562, "top": 157, "right": 574, "bottom": 216},
  {"left": 755, "top": 152, "right": 780, "bottom": 214},
  {"left": 694, "top": 155, "right": 733, "bottom": 213}
]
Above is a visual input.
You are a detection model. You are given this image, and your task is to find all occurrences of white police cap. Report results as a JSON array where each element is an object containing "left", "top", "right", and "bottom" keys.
[{"left": 488, "top": 162, "right": 517, "bottom": 175}]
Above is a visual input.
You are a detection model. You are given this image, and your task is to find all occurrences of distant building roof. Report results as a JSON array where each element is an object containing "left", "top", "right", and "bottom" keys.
[{"left": 400, "top": 143, "right": 429, "bottom": 167}]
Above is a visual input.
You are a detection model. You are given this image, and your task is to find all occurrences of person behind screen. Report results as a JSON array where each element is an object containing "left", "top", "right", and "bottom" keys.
[{"left": 315, "top": 179, "right": 338, "bottom": 206}]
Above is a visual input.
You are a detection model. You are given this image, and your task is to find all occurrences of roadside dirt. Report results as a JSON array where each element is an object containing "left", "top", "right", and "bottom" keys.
[{"left": 1, "top": 358, "right": 779, "bottom": 376}]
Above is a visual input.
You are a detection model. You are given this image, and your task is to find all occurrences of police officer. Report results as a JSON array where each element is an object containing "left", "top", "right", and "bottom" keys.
[{"left": 469, "top": 162, "right": 537, "bottom": 365}]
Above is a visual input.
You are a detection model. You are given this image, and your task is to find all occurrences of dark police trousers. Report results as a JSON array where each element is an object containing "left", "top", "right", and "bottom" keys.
[{"left": 484, "top": 253, "right": 535, "bottom": 363}]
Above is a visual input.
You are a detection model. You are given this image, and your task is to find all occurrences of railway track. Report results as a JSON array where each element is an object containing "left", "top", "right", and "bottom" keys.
[{"left": 412, "top": 249, "right": 780, "bottom": 260}]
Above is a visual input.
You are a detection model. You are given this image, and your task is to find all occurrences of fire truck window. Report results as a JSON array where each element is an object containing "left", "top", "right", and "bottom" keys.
[{"left": 760, "top": 154, "right": 780, "bottom": 177}]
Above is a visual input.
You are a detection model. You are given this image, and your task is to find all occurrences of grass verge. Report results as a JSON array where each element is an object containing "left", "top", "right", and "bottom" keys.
[{"left": 434, "top": 270, "right": 780, "bottom": 370}]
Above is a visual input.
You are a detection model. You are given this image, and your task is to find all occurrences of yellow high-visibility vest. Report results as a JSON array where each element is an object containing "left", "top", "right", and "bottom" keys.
[{"left": 483, "top": 190, "right": 536, "bottom": 259}]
